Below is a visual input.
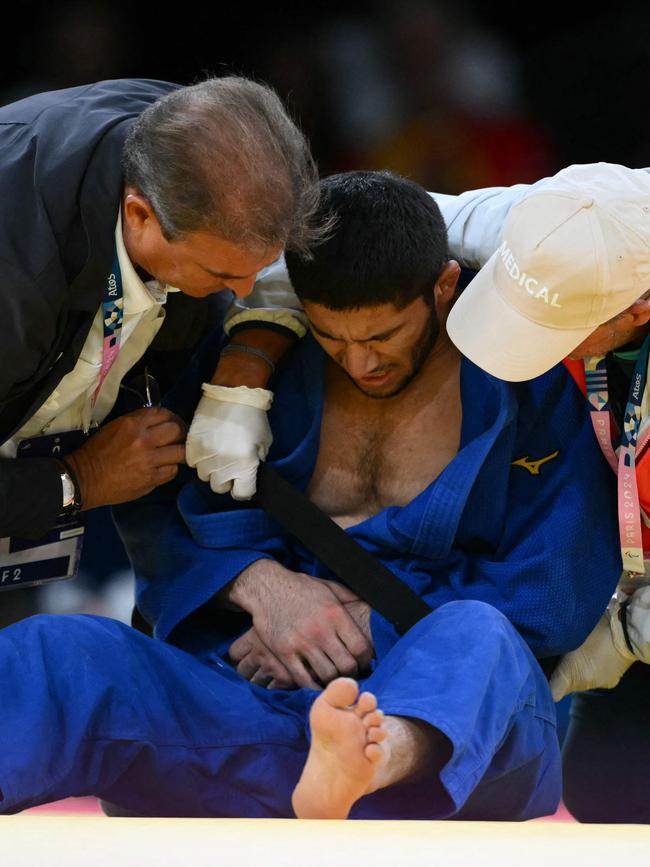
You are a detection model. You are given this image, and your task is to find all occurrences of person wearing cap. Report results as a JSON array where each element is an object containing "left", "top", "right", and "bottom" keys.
[{"left": 435, "top": 161, "right": 650, "bottom": 823}]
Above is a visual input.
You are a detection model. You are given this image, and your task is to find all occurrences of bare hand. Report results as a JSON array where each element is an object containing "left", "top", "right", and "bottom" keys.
[
  {"left": 227, "top": 560, "right": 373, "bottom": 689},
  {"left": 229, "top": 627, "right": 299, "bottom": 690},
  {"left": 326, "top": 581, "right": 373, "bottom": 645},
  {"left": 68, "top": 407, "right": 187, "bottom": 509}
]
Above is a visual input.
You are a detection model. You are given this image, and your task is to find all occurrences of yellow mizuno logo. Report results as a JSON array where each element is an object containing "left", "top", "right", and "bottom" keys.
[{"left": 511, "top": 450, "right": 560, "bottom": 475}]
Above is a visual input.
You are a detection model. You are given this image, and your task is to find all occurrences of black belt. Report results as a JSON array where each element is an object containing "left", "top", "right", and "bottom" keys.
[{"left": 253, "top": 464, "right": 432, "bottom": 635}]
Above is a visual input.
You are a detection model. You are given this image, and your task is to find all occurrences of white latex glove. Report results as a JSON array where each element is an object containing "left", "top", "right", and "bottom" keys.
[
  {"left": 186, "top": 384, "right": 273, "bottom": 500},
  {"left": 550, "top": 595, "right": 637, "bottom": 701}
]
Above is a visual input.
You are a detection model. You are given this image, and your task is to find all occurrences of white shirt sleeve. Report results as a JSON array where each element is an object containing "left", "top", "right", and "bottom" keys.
[
  {"left": 430, "top": 179, "right": 551, "bottom": 269},
  {"left": 226, "top": 174, "right": 566, "bottom": 333},
  {"left": 433, "top": 170, "right": 650, "bottom": 270},
  {"left": 224, "top": 254, "right": 307, "bottom": 338}
]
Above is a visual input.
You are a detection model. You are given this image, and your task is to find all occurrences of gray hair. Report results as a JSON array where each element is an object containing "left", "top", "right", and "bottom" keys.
[{"left": 122, "top": 76, "right": 322, "bottom": 255}]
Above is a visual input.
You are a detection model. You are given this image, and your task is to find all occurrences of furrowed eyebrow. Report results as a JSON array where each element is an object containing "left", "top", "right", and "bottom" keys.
[{"left": 311, "top": 323, "right": 403, "bottom": 342}]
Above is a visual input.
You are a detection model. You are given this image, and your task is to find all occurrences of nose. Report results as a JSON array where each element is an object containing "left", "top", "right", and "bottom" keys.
[
  {"left": 341, "top": 344, "right": 381, "bottom": 379},
  {"left": 230, "top": 275, "right": 257, "bottom": 299}
]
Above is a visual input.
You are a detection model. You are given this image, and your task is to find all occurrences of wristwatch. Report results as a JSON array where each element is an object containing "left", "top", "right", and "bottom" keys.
[{"left": 58, "top": 459, "right": 83, "bottom": 517}]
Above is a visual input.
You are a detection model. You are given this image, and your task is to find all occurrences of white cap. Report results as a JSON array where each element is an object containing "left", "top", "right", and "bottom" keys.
[{"left": 446, "top": 163, "right": 650, "bottom": 381}]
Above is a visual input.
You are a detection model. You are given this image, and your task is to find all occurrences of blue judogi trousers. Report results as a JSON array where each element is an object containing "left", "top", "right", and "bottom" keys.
[{"left": 0, "top": 600, "right": 560, "bottom": 819}]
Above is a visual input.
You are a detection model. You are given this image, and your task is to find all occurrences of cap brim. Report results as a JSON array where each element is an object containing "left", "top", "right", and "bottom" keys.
[{"left": 447, "top": 251, "right": 596, "bottom": 382}]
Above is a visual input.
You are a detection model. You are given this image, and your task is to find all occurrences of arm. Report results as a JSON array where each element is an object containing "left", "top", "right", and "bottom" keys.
[
  {"left": 430, "top": 179, "right": 546, "bottom": 269},
  {"left": 0, "top": 407, "right": 186, "bottom": 539},
  {"left": 185, "top": 255, "right": 308, "bottom": 499},
  {"left": 212, "top": 256, "right": 307, "bottom": 388},
  {"left": 115, "top": 478, "right": 371, "bottom": 686}
]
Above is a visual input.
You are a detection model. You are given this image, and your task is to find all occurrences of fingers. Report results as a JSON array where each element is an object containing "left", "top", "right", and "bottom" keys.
[
  {"left": 302, "top": 648, "right": 340, "bottom": 685},
  {"left": 229, "top": 631, "right": 256, "bottom": 663},
  {"left": 281, "top": 655, "right": 322, "bottom": 691},
  {"left": 147, "top": 420, "right": 188, "bottom": 448},
  {"left": 230, "top": 462, "right": 259, "bottom": 500},
  {"left": 151, "top": 443, "right": 186, "bottom": 467},
  {"left": 316, "top": 637, "right": 359, "bottom": 679},
  {"left": 135, "top": 406, "right": 187, "bottom": 432},
  {"left": 238, "top": 653, "right": 295, "bottom": 690},
  {"left": 250, "top": 669, "right": 274, "bottom": 688},
  {"left": 193, "top": 458, "right": 258, "bottom": 498},
  {"left": 230, "top": 630, "right": 296, "bottom": 689},
  {"left": 336, "top": 615, "right": 373, "bottom": 670},
  {"left": 235, "top": 653, "right": 260, "bottom": 682}
]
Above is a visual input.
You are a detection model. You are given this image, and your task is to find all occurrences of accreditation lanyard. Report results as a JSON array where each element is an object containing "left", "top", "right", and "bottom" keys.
[
  {"left": 584, "top": 335, "right": 650, "bottom": 575},
  {"left": 90, "top": 249, "right": 124, "bottom": 411}
]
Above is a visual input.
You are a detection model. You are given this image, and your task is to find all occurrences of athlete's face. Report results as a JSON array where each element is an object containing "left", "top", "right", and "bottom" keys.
[
  {"left": 304, "top": 296, "right": 439, "bottom": 398},
  {"left": 302, "top": 262, "right": 460, "bottom": 399}
]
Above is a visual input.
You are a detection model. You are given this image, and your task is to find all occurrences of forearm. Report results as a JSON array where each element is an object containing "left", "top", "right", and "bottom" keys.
[
  {"left": 430, "top": 182, "right": 537, "bottom": 269},
  {"left": 210, "top": 329, "right": 295, "bottom": 389},
  {"left": 224, "top": 557, "right": 296, "bottom": 615}
]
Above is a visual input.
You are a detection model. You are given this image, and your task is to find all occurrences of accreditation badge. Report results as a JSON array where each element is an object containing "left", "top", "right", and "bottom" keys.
[{"left": 0, "top": 430, "right": 86, "bottom": 591}]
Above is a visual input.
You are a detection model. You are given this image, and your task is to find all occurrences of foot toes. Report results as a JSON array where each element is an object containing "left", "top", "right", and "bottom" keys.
[
  {"left": 362, "top": 709, "right": 384, "bottom": 729},
  {"left": 355, "top": 690, "right": 377, "bottom": 717},
  {"left": 367, "top": 725, "right": 387, "bottom": 744},
  {"left": 323, "top": 677, "right": 359, "bottom": 709},
  {"left": 364, "top": 742, "right": 384, "bottom": 764}
]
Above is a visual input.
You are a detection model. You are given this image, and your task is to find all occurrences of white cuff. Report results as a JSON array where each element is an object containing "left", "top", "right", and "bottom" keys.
[{"left": 201, "top": 383, "right": 273, "bottom": 411}]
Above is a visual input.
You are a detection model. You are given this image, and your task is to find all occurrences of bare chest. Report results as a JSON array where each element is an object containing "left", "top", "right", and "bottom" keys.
[{"left": 308, "top": 365, "right": 462, "bottom": 528}]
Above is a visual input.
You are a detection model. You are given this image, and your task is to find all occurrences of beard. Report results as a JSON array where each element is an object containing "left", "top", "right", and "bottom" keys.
[{"left": 346, "top": 312, "right": 440, "bottom": 400}]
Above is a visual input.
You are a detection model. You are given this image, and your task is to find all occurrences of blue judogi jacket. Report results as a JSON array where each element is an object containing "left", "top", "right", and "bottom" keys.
[{"left": 116, "top": 335, "right": 621, "bottom": 666}]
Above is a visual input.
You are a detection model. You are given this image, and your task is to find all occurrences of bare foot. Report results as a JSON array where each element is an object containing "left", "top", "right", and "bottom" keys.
[{"left": 292, "top": 677, "right": 388, "bottom": 819}]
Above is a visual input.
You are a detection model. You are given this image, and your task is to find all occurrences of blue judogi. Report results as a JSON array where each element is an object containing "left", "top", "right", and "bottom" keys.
[{"left": 0, "top": 337, "right": 621, "bottom": 818}]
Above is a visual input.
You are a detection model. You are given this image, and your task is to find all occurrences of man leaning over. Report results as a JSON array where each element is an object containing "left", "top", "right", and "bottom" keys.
[{"left": 0, "top": 75, "right": 319, "bottom": 595}]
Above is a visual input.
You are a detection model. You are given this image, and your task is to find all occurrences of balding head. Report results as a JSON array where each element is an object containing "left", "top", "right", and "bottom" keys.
[{"left": 122, "top": 76, "right": 321, "bottom": 256}]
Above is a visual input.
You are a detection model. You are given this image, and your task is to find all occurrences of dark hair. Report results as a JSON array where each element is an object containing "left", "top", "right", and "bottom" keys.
[
  {"left": 122, "top": 76, "right": 323, "bottom": 255},
  {"left": 285, "top": 171, "right": 448, "bottom": 309}
]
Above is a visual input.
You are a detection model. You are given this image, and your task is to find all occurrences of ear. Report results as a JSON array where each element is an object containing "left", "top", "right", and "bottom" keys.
[
  {"left": 434, "top": 260, "right": 461, "bottom": 304},
  {"left": 122, "top": 185, "right": 158, "bottom": 234},
  {"left": 627, "top": 297, "right": 650, "bottom": 327}
]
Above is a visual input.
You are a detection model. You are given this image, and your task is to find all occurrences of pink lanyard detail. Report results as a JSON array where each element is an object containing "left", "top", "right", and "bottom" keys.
[{"left": 584, "top": 348, "right": 649, "bottom": 575}]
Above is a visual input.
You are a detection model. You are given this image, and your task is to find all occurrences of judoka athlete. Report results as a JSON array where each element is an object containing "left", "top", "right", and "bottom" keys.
[{"left": 0, "top": 171, "right": 620, "bottom": 820}]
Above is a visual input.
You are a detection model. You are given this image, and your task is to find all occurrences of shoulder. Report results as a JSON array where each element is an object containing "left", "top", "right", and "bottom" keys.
[{"left": 0, "top": 79, "right": 178, "bottom": 127}]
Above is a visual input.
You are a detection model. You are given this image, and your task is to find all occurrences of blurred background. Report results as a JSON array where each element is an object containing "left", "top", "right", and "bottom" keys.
[
  {"left": 2, "top": 0, "right": 646, "bottom": 740},
  {"left": 3, "top": 0, "right": 650, "bottom": 183}
]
